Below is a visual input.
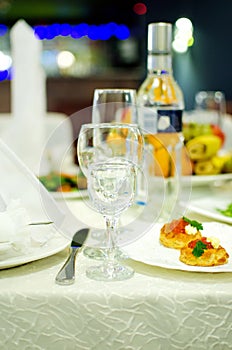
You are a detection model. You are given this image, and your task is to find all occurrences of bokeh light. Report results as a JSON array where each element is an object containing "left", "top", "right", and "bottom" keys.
[
  {"left": 0, "top": 24, "right": 7, "bottom": 36},
  {"left": 0, "top": 70, "right": 9, "bottom": 81},
  {"left": 172, "top": 17, "right": 194, "bottom": 53},
  {"left": 0, "top": 21, "right": 131, "bottom": 81},
  {"left": 0, "top": 51, "right": 12, "bottom": 70},
  {"left": 115, "top": 25, "right": 130, "bottom": 40},
  {"left": 57, "top": 51, "right": 75, "bottom": 69},
  {"left": 133, "top": 2, "right": 147, "bottom": 15},
  {"left": 33, "top": 22, "right": 130, "bottom": 41}
]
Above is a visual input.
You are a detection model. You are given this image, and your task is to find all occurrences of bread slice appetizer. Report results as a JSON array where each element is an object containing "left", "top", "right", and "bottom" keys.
[
  {"left": 160, "top": 217, "right": 202, "bottom": 249},
  {"left": 179, "top": 236, "right": 229, "bottom": 267}
]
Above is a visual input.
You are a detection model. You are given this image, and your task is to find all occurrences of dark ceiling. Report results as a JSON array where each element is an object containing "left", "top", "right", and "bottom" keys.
[{"left": 0, "top": 0, "right": 138, "bottom": 26}]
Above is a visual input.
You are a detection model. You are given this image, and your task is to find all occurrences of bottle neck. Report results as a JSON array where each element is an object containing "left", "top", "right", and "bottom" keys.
[{"left": 147, "top": 52, "right": 172, "bottom": 74}]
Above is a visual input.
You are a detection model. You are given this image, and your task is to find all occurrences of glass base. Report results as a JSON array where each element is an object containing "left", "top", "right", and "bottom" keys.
[
  {"left": 83, "top": 247, "right": 106, "bottom": 260},
  {"left": 83, "top": 246, "right": 128, "bottom": 260},
  {"left": 86, "top": 263, "right": 134, "bottom": 281}
]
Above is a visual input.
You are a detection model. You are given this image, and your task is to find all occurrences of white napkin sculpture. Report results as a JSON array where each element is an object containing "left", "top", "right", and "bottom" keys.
[{"left": 3, "top": 19, "right": 47, "bottom": 173}]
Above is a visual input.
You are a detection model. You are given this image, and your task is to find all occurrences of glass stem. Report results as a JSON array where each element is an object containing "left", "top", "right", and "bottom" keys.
[{"left": 105, "top": 215, "right": 119, "bottom": 264}]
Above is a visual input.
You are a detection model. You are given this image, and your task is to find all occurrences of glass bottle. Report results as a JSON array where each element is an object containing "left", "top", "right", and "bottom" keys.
[{"left": 137, "top": 22, "right": 185, "bottom": 178}]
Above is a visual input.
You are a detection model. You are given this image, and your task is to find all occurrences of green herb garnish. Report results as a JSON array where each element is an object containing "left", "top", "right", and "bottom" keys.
[
  {"left": 182, "top": 216, "right": 203, "bottom": 230},
  {"left": 192, "top": 240, "right": 207, "bottom": 257},
  {"left": 216, "top": 203, "right": 232, "bottom": 218}
]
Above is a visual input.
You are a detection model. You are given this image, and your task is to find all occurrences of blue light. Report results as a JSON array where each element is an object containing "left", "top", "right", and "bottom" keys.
[
  {"left": 34, "top": 26, "right": 47, "bottom": 40},
  {"left": 107, "top": 22, "right": 117, "bottom": 34},
  {"left": 98, "top": 25, "right": 112, "bottom": 40},
  {"left": 45, "top": 27, "right": 57, "bottom": 40},
  {"left": 60, "top": 23, "right": 72, "bottom": 36},
  {"left": 115, "top": 25, "right": 130, "bottom": 40},
  {"left": 33, "top": 22, "right": 130, "bottom": 41},
  {"left": 71, "top": 25, "right": 83, "bottom": 39},
  {"left": 77, "top": 23, "right": 88, "bottom": 37},
  {"left": 0, "top": 24, "right": 7, "bottom": 36},
  {"left": 0, "top": 70, "right": 9, "bottom": 81},
  {"left": 88, "top": 25, "right": 99, "bottom": 40},
  {"left": 47, "top": 23, "right": 60, "bottom": 39}
]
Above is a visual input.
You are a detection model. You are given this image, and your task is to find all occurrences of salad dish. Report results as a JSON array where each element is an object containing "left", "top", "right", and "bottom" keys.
[{"left": 38, "top": 171, "right": 88, "bottom": 199}]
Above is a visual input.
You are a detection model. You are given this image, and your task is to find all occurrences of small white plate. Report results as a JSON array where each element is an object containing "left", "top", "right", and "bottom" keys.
[
  {"left": 123, "top": 222, "right": 232, "bottom": 273},
  {"left": 185, "top": 197, "right": 232, "bottom": 224},
  {"left": 183, "top": 173, "right": 232, "bottom": 187},
  {"left": 0, "top": 229, "right": 69, "bottom": 269}
]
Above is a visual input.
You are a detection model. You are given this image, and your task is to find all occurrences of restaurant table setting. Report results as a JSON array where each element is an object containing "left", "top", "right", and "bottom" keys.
[
  {"left": 1, "top": 181, "right": 232, "bottom": 349},
  {"left": 2, "top": 19, "right": 232, "bottom": 349},
  {"left": 1, "top": 108, "right": 232, "bottom": 349}
]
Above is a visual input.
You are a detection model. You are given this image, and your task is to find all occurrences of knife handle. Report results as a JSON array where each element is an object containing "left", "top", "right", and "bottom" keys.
[{"left": 55, "top": 248, "right": 79, "bottom": 285}]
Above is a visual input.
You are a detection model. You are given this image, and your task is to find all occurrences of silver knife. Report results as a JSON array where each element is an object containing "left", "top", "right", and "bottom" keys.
[{"left": 55, "top": 228, "right": 89, "bottom": 285}]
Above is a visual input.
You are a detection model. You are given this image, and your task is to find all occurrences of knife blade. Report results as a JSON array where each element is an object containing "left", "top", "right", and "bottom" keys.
[{"left": 55, "top": 228, "right": 89, "bottom": 285}]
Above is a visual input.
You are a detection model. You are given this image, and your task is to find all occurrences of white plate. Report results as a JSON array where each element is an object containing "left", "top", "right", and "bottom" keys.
[
  {"left": 123, "top": 222, "right": 232, "bottom": 272},
  {"left": 183, "top": 173, "right": 232, "bottom": 186},
  {"left": 0, "top": 229, "right": 69, "bottom": 269},
  {"left": 151, "top": 173, "right": 232, "bottom": 188},
  {"left": 51, "top": 190, "right": 88, "bottom": 200},
  {"left": 186, "top": 198, "right": 232, "bottom": 224}
]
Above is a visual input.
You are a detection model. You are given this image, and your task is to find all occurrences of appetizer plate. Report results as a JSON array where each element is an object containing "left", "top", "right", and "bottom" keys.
[
  {"left": 186, "top": 198, "right": 232, "bottom": 225},
  {"left": 0, "top": 228, "right": 69, "bottom": 269},
  {"left": 123, "top": 222, "right": 232, "bottom": 272}
]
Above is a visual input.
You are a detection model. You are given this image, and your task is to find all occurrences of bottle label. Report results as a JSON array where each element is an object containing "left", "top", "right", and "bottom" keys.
[
  {"left": 138, "top": 108, "right": 157, "bottom": 134},
  {"left": 157, "top": 109, "right": 183, "bottom": 133}
]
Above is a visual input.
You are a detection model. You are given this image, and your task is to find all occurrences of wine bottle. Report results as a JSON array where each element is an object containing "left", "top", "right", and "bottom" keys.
[{"left": 137, "top": 22, "right": 185, "bottom": 178}]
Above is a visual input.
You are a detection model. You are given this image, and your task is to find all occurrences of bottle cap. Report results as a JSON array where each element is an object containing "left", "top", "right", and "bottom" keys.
[{"left": 148, "top": 22, "right": 172, "bottom": 53}]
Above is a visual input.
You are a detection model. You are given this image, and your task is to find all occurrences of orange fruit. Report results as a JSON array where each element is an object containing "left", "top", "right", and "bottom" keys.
[{"left": 145, "top": 134, "right": 193, "bottom": 177}]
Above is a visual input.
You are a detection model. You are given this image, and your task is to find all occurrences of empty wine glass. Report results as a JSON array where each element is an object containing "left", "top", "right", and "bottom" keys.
[
  {"left": 195, "top": 90, "right": 226, "bottom": 127},
  {"left": 77, "top": 122, "right": 144, "bottom": 262},
  {"left": 92, "top": 88, "right": 138, "bottom": 124},
  {"left": 86, "top": 160, "right": 136, "bottom": 281}
]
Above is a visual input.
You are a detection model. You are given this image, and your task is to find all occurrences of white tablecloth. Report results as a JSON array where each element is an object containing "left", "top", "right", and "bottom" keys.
[{"left": 1, "top": 184, "right": 232, "bottom": 350}]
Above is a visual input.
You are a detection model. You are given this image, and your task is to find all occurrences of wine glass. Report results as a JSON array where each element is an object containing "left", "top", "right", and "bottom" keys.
[
  {"left": 195, "top": 90, "right": 226, "bottom": 127},
  {"left": 92, "top": 88, "right": 138, "bottom": 124},
  {"left": 77, "top": 122, "right": 144, "bottom": 262},
  {"left": 86, "top": 160, "right": 136, "bottom": 281}
]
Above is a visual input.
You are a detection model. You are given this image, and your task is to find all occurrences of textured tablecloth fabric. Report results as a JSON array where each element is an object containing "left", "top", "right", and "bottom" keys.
[
  {"left": 0, "top": 195, "right": 232, "bottom": 350},
  {"left": 1, "top": 245, "right": 232, "bottom": 350}
]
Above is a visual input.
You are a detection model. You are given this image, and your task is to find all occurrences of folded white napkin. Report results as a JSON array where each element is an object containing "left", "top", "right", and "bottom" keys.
[
  {"left": 0, "top": 138, "right": 64, "bottom": 230},
  {"left": 0, "top": 199, "right": 30, "bottom": 250},
  {"left": 0, "top": 139, "right": 86, "bottom": 242},
  {"left": 6, "top": 19, "right": 47, "bottom": 173}
]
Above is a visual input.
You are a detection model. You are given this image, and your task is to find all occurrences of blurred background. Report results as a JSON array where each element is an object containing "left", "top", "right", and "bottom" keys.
[{"left": 0, "top": 0, "right": 232, "bottom": 115}]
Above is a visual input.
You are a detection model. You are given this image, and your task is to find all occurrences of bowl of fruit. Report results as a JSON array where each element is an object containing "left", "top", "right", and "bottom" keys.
[{"left": 183, "top": 119, "right": 232, "bottom": 176}]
